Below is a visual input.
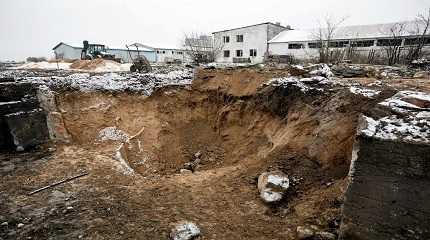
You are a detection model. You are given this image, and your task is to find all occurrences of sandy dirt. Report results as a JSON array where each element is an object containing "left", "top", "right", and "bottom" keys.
[{"left": 1, "top": 67, "right": 428, "bottom": 239}]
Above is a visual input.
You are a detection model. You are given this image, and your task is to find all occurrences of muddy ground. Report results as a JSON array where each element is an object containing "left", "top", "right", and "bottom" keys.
[{"left": 1, "top": 67, "right": 429, "bottom": 239}]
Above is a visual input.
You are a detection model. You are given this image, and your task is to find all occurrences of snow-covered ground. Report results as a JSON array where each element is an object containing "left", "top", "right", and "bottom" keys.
[
  {"left": 1, "top": 68, "right": 194, "bottom": 96},
  {"left": 359, "top": 91, "right": 430, "bottom": 143},
  {"left": 14, "top": 61, "right": 133, "bottom": 72}
]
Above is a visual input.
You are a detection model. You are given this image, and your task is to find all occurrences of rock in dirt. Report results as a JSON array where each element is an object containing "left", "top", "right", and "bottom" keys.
[
  {"left": 180, "top": 169, "right": 192, "bottom": 174},
  {"left": 257, "top": 171, "right": 290, "bottom": 203},
  {"left": 296, "top": 226, "right": 315, "bottom": 239},
  {"left": 170, "top": 221, "right": 200, "bottom": 240},
  {"left": 316, "top": 231, "right": 337, "bottom": 240}
]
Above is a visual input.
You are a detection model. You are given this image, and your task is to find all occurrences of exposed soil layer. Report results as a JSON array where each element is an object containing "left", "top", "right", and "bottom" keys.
[{"left": 1, "top": 67, "right": 426, "bottom": 239}]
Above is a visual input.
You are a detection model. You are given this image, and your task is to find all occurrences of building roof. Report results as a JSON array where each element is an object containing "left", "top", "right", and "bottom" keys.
[
  {"left": 52, "top": 42, "right": 82, "bottom": 50},
  {"left": 212, "top": 22, "right": 286, "bottom": 34},
  {"left": 269, "top": 21, "right": 428, "bottom": 43},
  {"left": 52, "top": 42, "right": 155, "bottom": 52}
]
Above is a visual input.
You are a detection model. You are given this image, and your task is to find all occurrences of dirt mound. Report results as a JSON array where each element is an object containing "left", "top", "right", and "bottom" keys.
[{"left": 70, "top": 59, "right": 124, "bottom": 72}]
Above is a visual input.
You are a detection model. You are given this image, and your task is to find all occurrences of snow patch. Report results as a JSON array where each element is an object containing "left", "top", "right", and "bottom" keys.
[
  {"left": 98, "top": 127, "right": 130, "bottom": 142},
  {"left": 170, "top": 222, "right": 201, "bottom": 240},
  {"left": 349, "top": 87, "right": 381, "bottom": 98},
  {"left": 379, "top": 91, "right": 430, "bottom": 113}
]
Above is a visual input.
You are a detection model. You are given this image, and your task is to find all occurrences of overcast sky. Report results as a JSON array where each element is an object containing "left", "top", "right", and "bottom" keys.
[{"left": 0, "top": 0, "right": 428, "bottom": 61}]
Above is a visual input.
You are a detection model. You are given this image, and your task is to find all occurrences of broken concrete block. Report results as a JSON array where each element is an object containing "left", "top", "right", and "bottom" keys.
[
  {"left": 340, "top": 136, "right": 430, "bottom": 240},
  {"left": 170, "top": 221, "right": 200, "bottom": 240},
  {"left": 4, "top": 109, "right": 49, "bottom": 151},
  {"left": 0, "top": 82, "right": 36, "bottom": 101},
  {"left": 0, "top": 99, "right": 39, "bottom": 115},
  {"left": 0, "top": 77, "right": 14, "bottom": 83},
  {"left": 257, "top": 171, "right": 290, "bottom": 203}
]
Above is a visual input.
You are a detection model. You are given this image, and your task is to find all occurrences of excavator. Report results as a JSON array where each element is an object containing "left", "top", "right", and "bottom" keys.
[{"left": 80, "top": 40, "right": 121, "bottom": 62}]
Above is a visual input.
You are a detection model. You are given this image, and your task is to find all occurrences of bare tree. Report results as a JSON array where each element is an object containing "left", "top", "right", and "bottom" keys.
[
  {"left": 314, "top": 15, "right": 348, "bottom": 63},
  {"left": 406, "top": 8, "right": 430, "bottom": 63},
  {"left": 183, "top": 33, "right": 223, "bottom": 64},
  {"left": 381, "top": 22, "right": 406, "bottom": 65}
]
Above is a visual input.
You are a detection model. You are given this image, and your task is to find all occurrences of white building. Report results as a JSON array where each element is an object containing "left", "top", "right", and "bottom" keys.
[
  {"left": 155, "top": 47, "right": 190, "bottom": 63},
  {"left": 52, "top": 42, "right": 157, "bottom": 63},
  {"left": 269, "top": 21, "right": 430, "bottom": 61},
  {"left": 53, "top": 42, "right": 191, "bottom": 64},
  {"left": 213, "top": 22, "right": 287, "bottom": 64}
]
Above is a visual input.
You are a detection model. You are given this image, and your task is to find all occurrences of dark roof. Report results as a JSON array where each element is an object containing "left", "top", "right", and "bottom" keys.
[{"left": 212, "top": 22, "right": 286, "bottom": 34}]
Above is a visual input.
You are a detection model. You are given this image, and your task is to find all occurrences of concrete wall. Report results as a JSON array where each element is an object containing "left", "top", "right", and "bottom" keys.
[
  {"left": 340, "top": 136, "right": 430, "bottom": 240},
  {"left": 214, "top": 24, "right": 284, "bottom": 64}
]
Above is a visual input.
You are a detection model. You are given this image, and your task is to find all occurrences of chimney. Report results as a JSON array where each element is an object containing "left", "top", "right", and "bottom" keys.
[{"left": 276, "top": 22, "right": 281, "bottom": 26}]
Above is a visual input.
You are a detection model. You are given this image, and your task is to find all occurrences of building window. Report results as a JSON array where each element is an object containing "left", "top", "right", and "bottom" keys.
[
  {"left": 172, "top": 51, "right": 174, "bottom": 54},
  {"left": 329, "top": 41, "right": 349, "bottom": 48},
  {"left": 236, "top": 35, "right": 244, "bottom": 42},
  {"left": 250, "top": 49, "right": 257, "bottom": 57},
  {"left": 351, "top": 40, "right": 375, "bottom": 47},
  {"left": 157, "top": 50, "right": 160, "bottom": 54},
  {"left": 236, "top": 50, "right": 243, "bottom": 57},
  {"left": 223, "top": 36, "right": 230, "bottom": 43},
  {"left": 288, "top": 43, "right": 304, "bottom": 49},
  {"left": 224, "top": 50, "right": 230, "bottom": 57},
  {"left": 308, "top": 42, "right": 322, "bottom": 49},
  {"left": 377, "top": 39, "right": 402, "bottom": 46}
]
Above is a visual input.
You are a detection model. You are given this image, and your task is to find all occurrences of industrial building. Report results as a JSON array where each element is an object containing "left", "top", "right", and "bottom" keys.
[{"left": 268, "top": 21, "right": 430, "bottom": 61}]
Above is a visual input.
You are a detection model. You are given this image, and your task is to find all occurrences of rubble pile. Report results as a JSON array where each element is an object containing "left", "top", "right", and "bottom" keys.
[{"left": 331, "top": 64, "right": 426, "bottom": 79}]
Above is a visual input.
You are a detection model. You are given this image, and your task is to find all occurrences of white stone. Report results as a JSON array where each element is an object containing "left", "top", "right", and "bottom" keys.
[
  {"left": 317, "top": 231, "right": 337, "bottom": 240},
  {"left": 260, "top": 189, "right": 283, "bottom": 203},
  {"left": 180, "top": 169, "right": 192, "bottom": 174},
  {"left": 296, "top": 226, "right": 314, "bottom": 239},
  {"left": 170, "top": 221, "right": 200, "bottom": 240},
  {"left": 257, "top": 171, "right": 290, "bottom": 203}
]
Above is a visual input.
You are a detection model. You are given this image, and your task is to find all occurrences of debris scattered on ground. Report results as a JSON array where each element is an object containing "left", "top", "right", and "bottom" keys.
[
  {"left": 28, "top": 171, "right": 89, "bottom": 195},
  {"left": 1, "top": 62, "right": 429, "bottom": 239},
  {"left": 170, "top": 221, "right": 201, "bottom": 240}
]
